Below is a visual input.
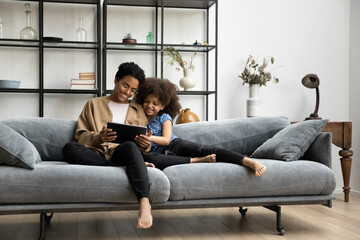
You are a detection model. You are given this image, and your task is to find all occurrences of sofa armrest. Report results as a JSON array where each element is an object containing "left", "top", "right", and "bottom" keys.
[{"left": 301, "top": 132, "right": 332, "bottom": 168}]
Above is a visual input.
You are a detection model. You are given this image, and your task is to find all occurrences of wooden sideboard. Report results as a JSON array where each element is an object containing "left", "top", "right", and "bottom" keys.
[
  {"left": 322, "top": 122, "right": 353, "bottom": 202},
  {"left": 292, "top": 121, "right": 353, "bottom": 202}
]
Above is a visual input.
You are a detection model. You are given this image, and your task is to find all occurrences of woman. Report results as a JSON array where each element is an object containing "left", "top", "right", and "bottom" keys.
[{"left": 63, "top": 62, "right": 153, "bottom": 229}]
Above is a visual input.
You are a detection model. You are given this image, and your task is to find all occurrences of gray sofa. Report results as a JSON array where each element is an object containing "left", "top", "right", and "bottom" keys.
[{"left": 0, "top": 116, "right": 336, "bottom": 239}]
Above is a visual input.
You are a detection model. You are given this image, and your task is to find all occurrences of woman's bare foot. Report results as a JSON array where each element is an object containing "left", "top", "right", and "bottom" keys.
[
  {"left": 137, "top": 197, "right": 153, "bottom": 229},
  {"left": 242, "top": 157, "right": 267, "bottom": 176},
  {"left": 190, "top": 154, "right": 216, "bottom": 163}
]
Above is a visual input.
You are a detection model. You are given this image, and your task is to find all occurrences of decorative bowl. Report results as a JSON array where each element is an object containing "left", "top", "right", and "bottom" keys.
[{"left": 0, "top": 80, "right": 21, "bottom": 88}]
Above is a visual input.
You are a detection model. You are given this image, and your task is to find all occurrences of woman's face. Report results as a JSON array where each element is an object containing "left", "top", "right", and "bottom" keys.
[
  {"left": 112, "top": 75, "right": 139, "bottom": 103},
  {"left": 143, "top": 94, "right": 165, "bottom": 119}
]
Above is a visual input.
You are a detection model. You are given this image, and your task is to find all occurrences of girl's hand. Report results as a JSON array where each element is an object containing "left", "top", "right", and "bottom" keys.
[
  {"left": 135, "top": 130, "right": 153, "bottom": 149},
  {"left": 100, "top": 126, "right": 117, "bottom": 143},
  {"left": 145, "top": 162, "right": 155, "bottom": 168}
]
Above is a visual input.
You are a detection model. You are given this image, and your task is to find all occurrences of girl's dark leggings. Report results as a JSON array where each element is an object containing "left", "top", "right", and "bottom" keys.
[
  {"left": 144, "top": 138, "right": 245, "bottom": 170},
  {"left": 62, "top": 141, "right": 150, "bottom": 201}
]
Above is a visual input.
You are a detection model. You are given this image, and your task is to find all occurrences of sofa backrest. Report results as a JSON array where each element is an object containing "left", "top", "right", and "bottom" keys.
[
  {"left": 1, "top": 117, "right": 77, "bottom": 161},
  {"left": 1, "top": 115, "right": 291, "bottom": 161},
  {"left": 173, "top": 116, "right": 290, "bottom": 156}
]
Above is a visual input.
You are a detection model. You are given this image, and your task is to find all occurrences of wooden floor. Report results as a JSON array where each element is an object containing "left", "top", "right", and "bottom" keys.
[{"left": 1, "top": 194, "right": 359, "bottom": 240}]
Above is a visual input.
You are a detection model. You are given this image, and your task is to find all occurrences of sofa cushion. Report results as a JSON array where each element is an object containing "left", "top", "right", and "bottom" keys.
[
  {"left": 1, "top": 117, "right": 77, "bottom": 161},
  {"left": 0, "top": 123, "right": 41, "bottom": 169},
  {"left": 173, "top": 116, "right": 290, "bottom": 156},
  {"left": 163, "top": 160, "right": 336, "bottom": 201},
  {"left": 0, "top": 162, "right": 170, "bottom": 204},
  {"left": 251, "top": 119, "right": 328, "bottom": 161}
]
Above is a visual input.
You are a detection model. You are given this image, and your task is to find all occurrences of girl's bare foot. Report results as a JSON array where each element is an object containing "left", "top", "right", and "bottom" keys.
[
  {"left": 137, "top": 197, "right": 153, "bottom": 229},
  {"left": 242, "top": 157, "right": 267, "bottom": 176},
  {"left": 190, "top": 154, "right": 216, "bottom": 163}
]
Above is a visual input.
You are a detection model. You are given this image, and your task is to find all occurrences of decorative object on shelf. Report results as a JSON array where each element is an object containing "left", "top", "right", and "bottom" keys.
[
  {"left": 0, "top": 80, "right": 21, "bottom": 89},
  {"left": 238, "top": 55, "right": 280, "bottom": 117},
  {"left": 19, "top": 3, "right": 37, "bottom": 40},
  {"left": 179, "top": 69, "right": 195, "bottom": 91},
  {"left": 75, "top": 17, "right": 87, "bottom": 41},
  {"left": 161, "top": 45, "right": 197, "bottom": 91},
  {"left": 0, "top": 17, "right": 3, "bottom": 38},
  {"left": 43, "top": 37, "right": 63, "bottom": 42},
  {"left": 70, "top": 72, "right": 96, "bottom": 89},
  {"left": 193, "top": 40, "right": 201, "bottom": 45},
  {"left": 175, "top": 108, "right": 200, "bottom": 124},
  {"left": 204, "top": 41, "right": 208, "bottom": 45},
  {"left": 302, "top": 73, "right": 322, "bottom": 120},
  {"left": 122, "top": 33, "right": 136, "bottom": 44},
  {"left": 146, "top": 32, "right": 154, "bottom": 44}
]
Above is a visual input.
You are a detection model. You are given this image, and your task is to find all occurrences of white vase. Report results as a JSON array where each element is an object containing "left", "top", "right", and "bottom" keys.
[
  {"left": 246, "top": 84, "right": 261, "bottom": 117},
  {"left": 179, "top": 69, "right": 196, "bottom": 91}
]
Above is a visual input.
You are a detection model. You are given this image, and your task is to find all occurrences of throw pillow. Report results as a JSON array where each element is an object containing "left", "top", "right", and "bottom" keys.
[
  {"left": 0, "top": 123, "right": 41, "bottom": 169},
  {"left": 251, "top": 119, "right": 329, "bottom": 161}
]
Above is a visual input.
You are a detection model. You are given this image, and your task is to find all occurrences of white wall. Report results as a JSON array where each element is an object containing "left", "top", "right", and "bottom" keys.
[
  {"left": 350, "top": 0, "right": 360, "bottom": 196},
  {"left": 0, "top": 0, "right": 358, "bottom": 196},
  {"left": 217, "top": 0, "right": 358, "bottom": 197}
]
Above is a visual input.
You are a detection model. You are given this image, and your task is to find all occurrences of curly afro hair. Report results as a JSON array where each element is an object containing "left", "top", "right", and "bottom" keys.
[
  {"left": 135, "top": 78, "right": 182, "bottom": 119},
  {"left": 115, "top": 62, "right": 146, "bottom": 86}
]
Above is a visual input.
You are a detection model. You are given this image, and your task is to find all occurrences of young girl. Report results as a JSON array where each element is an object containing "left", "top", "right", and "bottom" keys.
[{"left": 135, "top": 78, "right": 266, "bottom": 176}]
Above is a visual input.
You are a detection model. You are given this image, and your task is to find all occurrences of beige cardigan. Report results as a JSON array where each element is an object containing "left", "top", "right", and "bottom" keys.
[{"left": 75, "top": 96, "right": 150, "bottom": 160}]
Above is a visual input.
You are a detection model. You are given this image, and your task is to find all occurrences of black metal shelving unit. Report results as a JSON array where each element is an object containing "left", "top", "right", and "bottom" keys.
[
  {"left": 102, "top": 0, "right": 218, "bottom": 120},
  {"left": 0, "top": 0, "right": 101, "bottom": 117}
]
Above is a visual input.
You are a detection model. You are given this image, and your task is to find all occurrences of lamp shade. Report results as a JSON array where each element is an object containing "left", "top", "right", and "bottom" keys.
[
  {"left": 302, "top": 74, "right": 319, "bottom": 89},
  {"left": 301, "top": 73, "right": 321, "bottom": 120}
]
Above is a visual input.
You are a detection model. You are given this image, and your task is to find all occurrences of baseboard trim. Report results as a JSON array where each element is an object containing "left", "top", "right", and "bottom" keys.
[{"left": 334, "top": 189, "right": 360, "bottom": 196}]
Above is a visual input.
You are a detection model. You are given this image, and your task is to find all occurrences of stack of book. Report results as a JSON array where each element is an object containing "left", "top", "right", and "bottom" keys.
[{"left": 70, "top": 72, "right": 96, "bottom": 89}]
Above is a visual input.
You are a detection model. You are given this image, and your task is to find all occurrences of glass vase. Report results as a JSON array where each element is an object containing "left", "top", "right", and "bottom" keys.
[
  {"left": 19, "top": 3, "right": 37, "bottom": 40},
  {"left": 0, "top": 17, "right": 3, "bottom": 38},
  {"left": 76, "top": 17, "right": 87, "bottom": 41},
  {"left": 146, "top": 32, "right": 154, "bottom": 44}
]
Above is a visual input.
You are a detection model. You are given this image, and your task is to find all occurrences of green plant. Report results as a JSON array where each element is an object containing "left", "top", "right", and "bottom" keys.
[
  {"left": 161, "top": 46, "right": 197, "bottom": 72},
  {"left": 239, "top": 55, "right": 279, "bottom": 87}
]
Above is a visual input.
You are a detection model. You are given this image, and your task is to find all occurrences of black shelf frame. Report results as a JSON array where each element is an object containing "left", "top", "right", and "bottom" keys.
[
  {"left": 102, "top": 0, "right": 218, "bottom": 120},
  {"left": 0, "top": 0, "right": 101, "bottom": 117}
]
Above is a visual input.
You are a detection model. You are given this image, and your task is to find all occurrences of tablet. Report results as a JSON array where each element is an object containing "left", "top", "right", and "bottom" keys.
[{"left": 107, "top": 122, "right": 147, "bottom": 144}]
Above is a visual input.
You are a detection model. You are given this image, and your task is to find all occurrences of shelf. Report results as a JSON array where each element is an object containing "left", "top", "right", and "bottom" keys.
[
  {"left": 106, "top": 43, "right": 157, "bottom": 51},
  {"left": 44, "top": 89, "right": 99, "bottom": 94},
  {"left": 0, "top": 88, "right": 40, "bottom": 93},
  {"left": 104, "top": 90, "right": 215, "bottom": 95},
  {"left": 177, "top": 91, "right": 216, "bottom": 95},
  {"left": 106, "top": 0, "right": 216, "bottom": 9},
  {"left": 105, "top": 43, "right": 215, "bottom": 52},
  {"left": 0, "top": 39, "right": 39, "bottom": 48},
  {"left": 43, "top": 0, "right": 98, "bottom": 4},
  {"left": 43, "top": 41, "right": 98, "bottom": 49}
]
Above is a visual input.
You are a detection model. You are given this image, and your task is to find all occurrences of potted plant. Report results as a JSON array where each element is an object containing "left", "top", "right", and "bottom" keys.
[
  {"left": 238, "top": 55, "right": 280, "bottom": 117},
  {"left": 161, "top": 46, "right": 197, "bottom": 90},
  {"left": 238, "top": 55, "right": 279, "bottom": 87}
]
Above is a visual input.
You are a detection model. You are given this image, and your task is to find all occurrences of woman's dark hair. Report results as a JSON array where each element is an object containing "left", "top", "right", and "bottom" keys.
[
  {"left": 115, "top": 62, "right": 146, "bottom": 86},
  {"left": 135, "top": 78, "right": 181, "bottom": 119}
]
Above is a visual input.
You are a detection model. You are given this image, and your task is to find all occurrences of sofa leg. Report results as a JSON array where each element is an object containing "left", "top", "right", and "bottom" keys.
[
  {"left": 38, "top": 213, "right": 53, "bottom": 240},
  {"left": 38, "top": 213, "right": 46, "bottom": 240},
  {"left": 264, "top": 205, "right": 285, "bottom": 236},
  {"left": 239, "top": 207, "right": 248, "bottom": 216}
]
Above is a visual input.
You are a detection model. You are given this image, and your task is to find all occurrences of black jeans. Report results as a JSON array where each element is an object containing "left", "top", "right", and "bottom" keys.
[
  {"left": 62, "top": 141, "right": 150, "bottom": 201},
  {"left": 144, "top": 138, "right": 245, "bottom": 170}
]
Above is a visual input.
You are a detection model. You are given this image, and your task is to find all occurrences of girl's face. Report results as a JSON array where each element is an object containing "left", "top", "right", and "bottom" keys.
[{"left": 143, "top": 94, "right": 165, "bottom": 119}]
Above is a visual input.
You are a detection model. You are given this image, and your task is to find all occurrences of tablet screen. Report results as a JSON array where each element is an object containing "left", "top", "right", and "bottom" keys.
[{"left": 107, "top": 122, "right": 147, "bottom": 144}]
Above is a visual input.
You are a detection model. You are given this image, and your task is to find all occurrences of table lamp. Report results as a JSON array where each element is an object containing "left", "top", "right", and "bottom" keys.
[{"left": 302, "top": 74, "right": 322, "bottom": 120}]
